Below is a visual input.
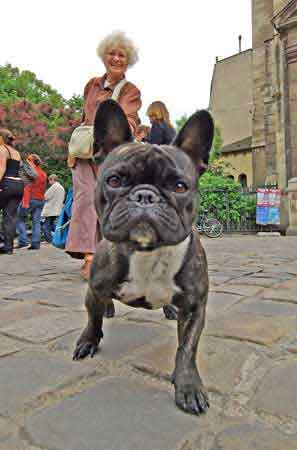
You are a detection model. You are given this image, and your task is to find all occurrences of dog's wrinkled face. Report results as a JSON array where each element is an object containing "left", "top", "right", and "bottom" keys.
[
  {"left": 93, "top": 100, "right": 214, "bottom": 250},
  {"left": 96, "top": 143, "right": 197, "bottom": 248}
]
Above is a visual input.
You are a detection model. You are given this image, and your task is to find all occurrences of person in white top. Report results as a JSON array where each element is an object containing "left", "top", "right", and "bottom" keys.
[{"left": 41, "top": 174, "right": 65, "bottom": 243}]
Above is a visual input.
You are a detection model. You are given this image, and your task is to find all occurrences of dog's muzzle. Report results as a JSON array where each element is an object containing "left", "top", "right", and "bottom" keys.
[{"left": 129, "top": 188, "right": 160, "bottom": 207}]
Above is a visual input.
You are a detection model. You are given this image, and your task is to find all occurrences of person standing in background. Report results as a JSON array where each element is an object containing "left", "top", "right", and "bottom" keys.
[
  {"left": 135, "top": 125, "right": 150, "bottom": 143},
  {"left": 16, "top": 154, "right": 47, "bottom": 250},
  {"left": 0, "top": 129, "right": 24, "bottom": 254},
  {"left": 146, "top": 101, "right": 176, "bottom": 145},
  {"left": 66, "top": 30, "right": 142, "bottom": 280},
  {"left": 41, "top": 174, "right": 65, "bottom": 243}
]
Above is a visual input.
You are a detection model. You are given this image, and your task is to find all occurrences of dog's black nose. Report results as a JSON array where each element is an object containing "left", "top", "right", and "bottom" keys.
[{"left": 129, "top": 189, "right": 160, "bottom": 206}]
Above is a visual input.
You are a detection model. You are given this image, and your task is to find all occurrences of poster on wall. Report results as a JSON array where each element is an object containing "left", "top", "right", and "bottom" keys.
[{"left": 256, "top": 188, "right": 281, "bottom": 225}]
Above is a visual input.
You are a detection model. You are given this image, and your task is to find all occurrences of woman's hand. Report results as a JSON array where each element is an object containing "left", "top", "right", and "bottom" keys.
[{"left": 67, "top": 156, "right": 76, "bottom": 168}]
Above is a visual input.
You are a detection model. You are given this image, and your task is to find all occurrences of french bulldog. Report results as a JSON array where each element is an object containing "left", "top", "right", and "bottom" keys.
[{"left": 73, "top": 99, "right": 214, "bottom": 416}]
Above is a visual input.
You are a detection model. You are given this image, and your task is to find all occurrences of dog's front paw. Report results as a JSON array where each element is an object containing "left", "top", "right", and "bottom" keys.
[
  {"left": 73, "top": 329, "right": 103, "bottom": 360},
  {"left": 175, "top": 381, "right": 209, "bottom": 415},
  {"left": 173, "top": 366, "right": 209, "bottom": 415},
  {"left": 73, "top": 341, "right": 98, "bottom": 360}
]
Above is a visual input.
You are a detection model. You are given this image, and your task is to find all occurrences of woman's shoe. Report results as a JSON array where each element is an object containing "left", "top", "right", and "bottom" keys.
[
  {"left": 15, "top": 243, "right": 29, "bottom": 249},
  {"left": 0, "top": 248, "right": 13, "bottom": 255}
]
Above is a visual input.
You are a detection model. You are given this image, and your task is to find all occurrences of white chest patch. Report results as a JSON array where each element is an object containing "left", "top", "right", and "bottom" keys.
[{"left": 118, "top": 236, "right": 190, "bottom": 309}]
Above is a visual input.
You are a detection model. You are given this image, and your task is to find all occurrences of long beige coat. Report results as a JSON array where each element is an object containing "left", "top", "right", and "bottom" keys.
[{"left": 65, "top": 75, "right": 142, "bottom": 258}]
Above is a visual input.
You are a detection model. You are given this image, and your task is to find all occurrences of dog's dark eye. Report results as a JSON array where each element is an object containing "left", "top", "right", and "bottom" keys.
[
  {"left": 107, "top": 176, "right": 121, "bottom": 188},
  {"left": 175, "top": 181, "right": 188, "bottom": 193}
]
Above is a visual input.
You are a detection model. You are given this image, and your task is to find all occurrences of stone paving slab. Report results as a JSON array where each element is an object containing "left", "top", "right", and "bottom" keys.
[
  {"left": 210, "top": 284, "right": 264, "bottom": 297},
  {"left": 127, "top": 335, "right": 259, "bottom": 395},
  {"left": 0, "top": 283, "right": 52, "bottom": 300},
  {"left": 0, "top": 311, "right": 84, "bottom": 343},
  {"left": 249, "top": 271, "right": 294, "bottom": 281},
  {"left": 260, "top": 284, "right": 297, "bottom": 303},
  {"left": 0, "top": 335, "right": 24, "bottom": 357},
  {"left": 0, "top": 417, "right": 18, "bottom": 443},
  {"left": 2, "top": 286, "right": 87, "bottom": 310},
  {"left": 205, "top": 312, "right": 294, "bottom": 346},
  {"left": 207, "top": 292, "right": 243, "bottom": 317},
  {"left": 212, "top": 422, "right": 297, "bottom": 450},
  {"left": 0, "top": 302, "right": 51, "bottom": 325},
  {"left": 24, "top": 376, "right": 206, "bottom": 450},
  {"left": 0, "top": 436, "right": 27, "bottom": 450},
  {"left": 0, "top": 351, "right": 97, "bottom": 417},
  {"left": 49, "top": 318, "right": 168, "bottom": 360},
  {"left": 227, "top": 276, "right": 283, "bottom": 288},
  {"left": 229, "top": 298, "right": 297, "bottom": 317},
  {"left": 123, "top": 307, "right": 170, "bottom": 326},
  {"left": 249, "top": 358, "right": 297, "bottom": 420},
  {"left": 209, "top": 275, "right": 235, "bottom": 285}
]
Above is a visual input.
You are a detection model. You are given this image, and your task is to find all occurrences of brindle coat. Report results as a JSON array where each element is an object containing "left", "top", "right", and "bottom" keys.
[{"left": 73, "top": 100, "right": 214, "bottom": 416}]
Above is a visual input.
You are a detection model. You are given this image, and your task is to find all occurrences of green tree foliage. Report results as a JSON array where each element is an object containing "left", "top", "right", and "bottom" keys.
[
  {"left": 0, "top": 64, "right": 65, "bottom": 107},
  {"left": 209, "top": 126, "right": 223, "bottom": 163},
  {"left": 0, "top": 64, "right": 82, "bottom": 188},
  {"left": 174, "top": 115, "right": 255, "bottom": 225},
  {"left": 198, "top": 126, "right": 255, "bottom": 226},
  {"left": 175, "top": 114, "right": 188, "bottom": 132},
  {"left": 199, "top": 172, "right": 256, "bottom": 225},
  {"left": 67, "top": 94, "right": 84, "bottom": 115}
]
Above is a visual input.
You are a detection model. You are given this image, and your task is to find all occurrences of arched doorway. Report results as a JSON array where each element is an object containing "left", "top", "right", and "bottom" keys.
[{"left": 238, "top": 173, "right": 247, "bottom": 188}]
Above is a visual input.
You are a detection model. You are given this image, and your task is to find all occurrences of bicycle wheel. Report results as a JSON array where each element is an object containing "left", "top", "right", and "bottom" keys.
[{"left": 203, "top": 218, "right": 223, "bottom": 238}]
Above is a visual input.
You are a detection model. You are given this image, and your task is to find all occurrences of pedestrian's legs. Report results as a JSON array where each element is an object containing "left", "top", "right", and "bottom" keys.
[
  {"left": 50, "top": 217, "right": 57, "bottom": 232},
  {"left": 16, "top": 206, "right": 29, "bottom": 246},
  {"left": 3, "top": 197, "right": 22, "bottom": 252},
  {"left": 42, "top": 217, "right": 53, "bottom": 243},
  {"left": 30, "top": 199, "right": 44, "bottom": 249}
]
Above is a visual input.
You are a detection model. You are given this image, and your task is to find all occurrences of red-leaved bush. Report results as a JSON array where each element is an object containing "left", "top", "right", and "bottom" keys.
[{"left": 0, "top": 100, "right": 80, "bottom": 161}]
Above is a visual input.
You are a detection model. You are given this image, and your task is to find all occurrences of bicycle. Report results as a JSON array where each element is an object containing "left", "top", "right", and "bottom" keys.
[{"left": 194, "top": 209, "right": 223, "bottom": 238}]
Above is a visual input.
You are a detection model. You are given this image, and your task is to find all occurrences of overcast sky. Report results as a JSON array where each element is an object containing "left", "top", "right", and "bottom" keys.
[{"left": 1, "top": 0, "right": 252, "bottom": 124}]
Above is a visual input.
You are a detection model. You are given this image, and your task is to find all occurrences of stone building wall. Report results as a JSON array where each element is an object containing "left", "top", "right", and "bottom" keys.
[
  {"left": 209, "top": 50, "right": 253, "bottom": 147},
  {"left": 210, "top": 0, "right": 297, "bottom": 195},
  {"left": 218, "top": 151, "right": 253, "bottom": 186},
  {"left": 252, "top": 0, "right": 297, "bottom": 189}
]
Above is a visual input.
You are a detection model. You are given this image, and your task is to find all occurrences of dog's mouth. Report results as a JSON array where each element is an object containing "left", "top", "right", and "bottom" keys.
[{"left": 129, "top": 222, "right": 159, "bottom": 249}]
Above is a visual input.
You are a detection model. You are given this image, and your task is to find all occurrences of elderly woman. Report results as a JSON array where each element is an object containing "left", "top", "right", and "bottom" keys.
[{"left": 66, "top": 31, "right": 142, "bottom": 280}]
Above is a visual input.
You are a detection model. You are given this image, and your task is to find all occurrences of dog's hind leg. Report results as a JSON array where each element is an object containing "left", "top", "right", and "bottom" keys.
[
  {"left": 104, "top": 300, "right": 115, "bottom": 318},
  {"left": 73, "top": 288, "right": 106, "bottom": 360},
  {"left": 172, "top": 300, "right": 209, "bottom": 415},
  {"left": 163, "top": 304, "right": 178, "bottom": 320}
]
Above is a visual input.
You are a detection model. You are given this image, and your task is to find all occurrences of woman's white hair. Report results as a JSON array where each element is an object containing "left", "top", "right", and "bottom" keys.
[{"left": 96, "top": 31, "right": 139, "bottom": 67}]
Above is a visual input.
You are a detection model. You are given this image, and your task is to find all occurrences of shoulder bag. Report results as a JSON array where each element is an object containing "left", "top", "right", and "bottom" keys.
[
  {"left": 19, "top": 160, "right": 37, "bottom": 185},
  {"left": 68, "top": 79, "right": 127, "bottom": 159}
]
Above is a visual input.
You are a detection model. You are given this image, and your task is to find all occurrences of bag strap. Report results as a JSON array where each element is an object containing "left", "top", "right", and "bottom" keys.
[
  {"left": 111, "top": 79, "right": 127, "bottom": 102},
  {"left": 89, "top": 160, "right": 98, "bottom": 180},
  {"left": 1, "top": 144, "right": 11, "bottom": 159}
]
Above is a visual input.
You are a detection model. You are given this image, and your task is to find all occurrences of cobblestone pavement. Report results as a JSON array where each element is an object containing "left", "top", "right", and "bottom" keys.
[{"left": 0, "top": 235, "right": 297, "bottom": 450}]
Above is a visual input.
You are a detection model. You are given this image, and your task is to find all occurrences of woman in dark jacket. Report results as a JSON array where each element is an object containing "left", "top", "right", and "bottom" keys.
[
  {"left": 146, "top": 101, "right": 176, "bottom": 145},
  {"left": 0, "top": 129, "right": 24, "bottom": 254}
]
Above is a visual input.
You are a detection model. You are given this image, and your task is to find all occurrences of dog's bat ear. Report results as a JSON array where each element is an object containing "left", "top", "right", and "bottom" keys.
[
  {"left": 93, "top": 99, "right": 133, "bottom": 163},
  {"left": 173, "top": 110, "right": 214, "bottom": 174}
]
